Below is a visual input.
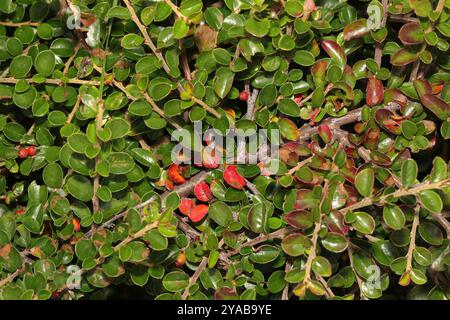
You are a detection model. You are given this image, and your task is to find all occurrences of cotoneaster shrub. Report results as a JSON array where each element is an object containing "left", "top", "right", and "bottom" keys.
[{"left": 0, "top": 0, "right": 449, "bottom": 300}]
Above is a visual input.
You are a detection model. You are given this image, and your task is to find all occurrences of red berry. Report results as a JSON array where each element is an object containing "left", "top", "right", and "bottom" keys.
[
  {"left": 179, "top": 198, "right": 195, "bottom": 216},
  {"left": 26, "top": 145, "right": 37, "bottom": 156},
  {"left": 202, "top": 148, "right": 220, "bottom": 169},
  {"left": 189, "top": 204, "right": 209, "bottom": 223},
  {"left": 73, "top": 218, "right": 81, "bottom": 232},
  {"left": 239, "top": 91, "right": 249, "bottom": 101},
  {"left": 167, "top": 164, "right": 186, "bottom": 184},
  {"left": 18, "top": 148, "right": 28, "bottom": 159},
  {"left": 223, "top": 165, "right": 246, "bottom": 190},
  {"left": 175, "top": 251, "right": 186, "bottom": 267},
  {"left": 15, "top": 209, "right": 25, "bottom": 215},
  {"left": 294, "top": 94, "right": 303, "bottom": 104},
  {"left": 194, "top": 181, "right": 213, "bottom": 202}
]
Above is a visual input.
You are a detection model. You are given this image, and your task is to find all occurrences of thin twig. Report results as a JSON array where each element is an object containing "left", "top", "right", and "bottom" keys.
[
  {"left": 66, "top": 95, "right": 81, "bottom": 124},
  {"left": 182, "top": 257, "right": 208, "bottom": 299},
  {"left": 286, "top": 156, "right": 313, "bottom": 176},
  {"left": 121, "top": 0, "right": 172, "bottom": 75},
  {"left": 0, "top": 21, "right": 40, "bottom": 27},
  {"left": 191, "top": 96, "right": 221, "bottom": 118},
  {"left": 163, "top": 0, "right": 190, "bottom": 24},
  {"left": 303, "top": 215, "right": 323, "bottom": 284},
  {"left": 405, "top": 206, "right": 420, "bottom": 273},
  {"left": 297, "top": 102, "right": 401, "bottom": 142},
  {"left": 316, "top": 274, "right": 334, "bottom": 299},
  {"left": 347, "top": 245, "right": 367, "bottom": 300},
  {"left": 338, "top": 178, "right": 450, "bottom": 215},
  {"left": 223, "top": 227, "right": 292, "bottom": 258},
  {"left": 245, "top": 88, "right": 259, "bottom": 120},
  {"left": 84, "top": 195, "right": 158, "bottom": 239},
  {"left": 433, "top": 213, "right": 450, "bottom": 239},
  {"left": 282, "top": 260, "right": 292, "bottom": 300},
  {"left": 374, "top": 0, "right": 388, "bottom": 67},
  {"left": 63, "top": 43, "right": 81, "bottom": 76},
  {"left": 0, "top": 77, "right": 100, "bottom": 86}
]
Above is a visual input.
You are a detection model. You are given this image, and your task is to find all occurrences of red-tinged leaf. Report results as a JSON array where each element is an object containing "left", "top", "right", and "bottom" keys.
[
  {"left": 279, "top": 118, "right": 300, "bottom": 140},
  {"left": 321, "top": 40, "right": 346, "bottom": 67},
  {"left": 413, "top": 79, "right": 432, "bottom": 98},
  {"left": 383, "top": 88, "right": 408, "bottom": 107},
  {"left": 398, "top": 22, "right": 424, "bottom": 45},
  {"left": 420, "top": 94, "right": 449, "bottom": 120},
  {"left": 311, "top": 60, "right": 328, "bottom": 88},
  {"left": 343, "top": 19, "right": 370, "bottom": 41},
  {"left": 284, "top": 210, "right": 314, "bottom": 229},
  {"left": 370, "top": 150, "right": 392, "bottom": 166},
  {"left": 294, "top": 189, "right": 318, "bottom": 210},
  {"left": 391, "top": 48, "right": 419, "bottom": 66},
  {"left": 214, "top": 287, "right": 238, "bottom": 300},
  {"left": 303, "top": 0, "right": 316, "bottom": 19},
  {"left": 318, "top": 124, "right": 333, "bottom": 144},
  {"left": 384, "top": 119, "right": 402, "bottom": 135},
  {"left": 366, "top": 76, "right": 384, "bottom": 106},
  {"left": 364, "top": 128, "right": 380, "bottom": 150},
  {"left": 326, "top": 212, "right": 349, "bottom": 235}
]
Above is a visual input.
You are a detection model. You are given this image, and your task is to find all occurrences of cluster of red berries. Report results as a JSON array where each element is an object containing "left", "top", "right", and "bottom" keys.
[
  {"left": 177, "top": 165, "right": 247, "bottom": 223},
  {"left": 18, "top": 145, "right": 37, "bottom": 159}
]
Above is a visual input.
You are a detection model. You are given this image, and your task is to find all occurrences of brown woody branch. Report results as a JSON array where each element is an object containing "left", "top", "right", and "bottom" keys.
[{"left": 297, "top": 102, "right": 400, "bottom": 142}]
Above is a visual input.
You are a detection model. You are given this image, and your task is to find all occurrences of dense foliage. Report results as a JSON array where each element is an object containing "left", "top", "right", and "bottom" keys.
[{"left": 0, "top": 0, "right": 449, "bottom": 300}]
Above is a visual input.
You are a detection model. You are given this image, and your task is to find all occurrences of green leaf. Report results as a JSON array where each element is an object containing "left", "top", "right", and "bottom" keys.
[
  {"left": 281, "top": 233, "right": 310, "bottom": 257},
  {"left": 419, "top": 190, "right": 443, "bottom": 213},
  {"left": 65, "top": 175, "right": 94, "bottom": 202},
  {"left": 42, "top": 163, "right": 63, "bottom": 188},
  {"left": 354, "top": 168, "right": 374, "bottom": 197},
  {"left": 162, "top": 271, "right": 189, "bottom": 292},
  {"left": 209, "top": 201, "right": 233, "bottom": 227},
  {"left": 312, "top": 256, "right": 332, "bottom": 277},
  {"left": 108, "top": 152, "right": 135, "bottom": 175},
  {"left": 249, "top": 245, "right": 280, "bottom": 263},
  {"left": 34, "top": 50, "right": 55, "bottom": 77},
  {"left": 321, "top": 232, "right": 348, "bottom": 253},
  {"left": 213, "top": 67, "right": 234, "bottom": 99},
  {"left": 245, "top": 18, "right": 269, "bottom": 37},
  {"left": 383, "top": 205, "right": 406, "bottom": 230},
  {"left": 247, "top": 202, "right": 269, "bottom": 233}
]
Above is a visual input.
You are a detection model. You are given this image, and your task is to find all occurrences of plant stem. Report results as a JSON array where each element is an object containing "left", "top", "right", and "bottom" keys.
[
  {"left": 297, "top": 102, "right": 400, "bottom": 142},
  {"left": 191, "top": 96, "right": 221, "bottom": 118},
  {"left": 114, "top": 221, "right": 159, "bottom": 251},
  {"left": 405, "top": 206, "right": 420, "bottom": 273},
  {"left": 286, "top": 156, "right": 313, "bottom": 176},
  {"left": 163, "top": 0, "right": 190, "bottom": 24},
  {"left": 245, "top": 88, "right": 259, "bottom": 120},
  {"left": 339, "top": 178, "right": 450, "bottom": 215},
  {"left": 303, "top": 215, "right": 322, "bottom": 284},
  {"left": 374, "top": 0, "right": 388, "bottom": 66},
  {"left": 0, "top": 21, "right": 40, "bottom": 27},
  {"left": 347, "top": 245, "right": 367, "bottom": 300},
  {"left": 433, "top": 213, "right": 450, "bottom": 239},
  {"left": 223, "top": 227, "right": 292, "bottom": 258},
  {"left": 0, "top": 77, "right": 100, "bottom": 86},
  {"left": 182, "top": 257, "right": 208, "bottom": 299},
  {"left": 122, "top": 0, "right": 172, "bottom": 75}
]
